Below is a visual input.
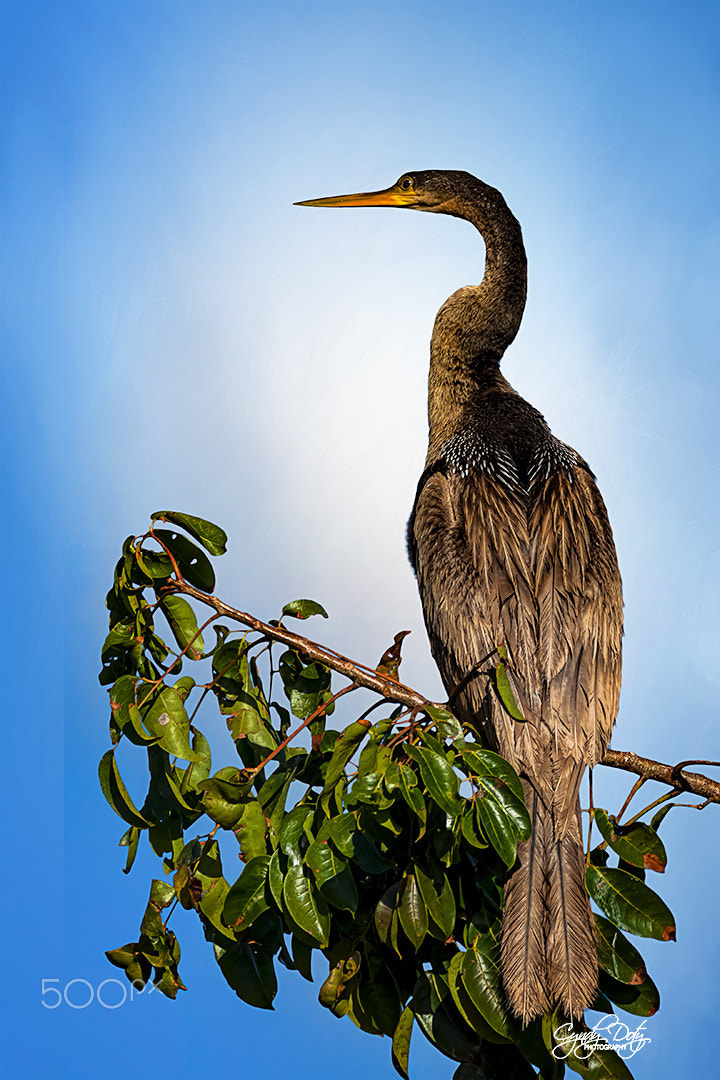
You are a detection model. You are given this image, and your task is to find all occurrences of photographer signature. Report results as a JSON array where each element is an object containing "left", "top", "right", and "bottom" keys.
[{"left": 552, "top": 1015, "right": 651, "bottom": 1061}]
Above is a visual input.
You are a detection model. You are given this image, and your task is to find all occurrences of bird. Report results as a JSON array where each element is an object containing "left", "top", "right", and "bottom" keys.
[{"left": 296, "top": 171, "right": 623, "bottom": 1023}]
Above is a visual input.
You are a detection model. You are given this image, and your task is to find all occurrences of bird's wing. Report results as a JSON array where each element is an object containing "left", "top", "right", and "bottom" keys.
[
  {"left": 409, "top": 465, "right": 541, "bottom": 779},
  {"left": 529, "top": 463, "right": 623, "bottom": 829}
]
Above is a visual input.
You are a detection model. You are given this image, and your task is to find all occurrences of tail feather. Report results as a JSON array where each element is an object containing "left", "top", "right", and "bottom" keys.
[
  {"left": 546, "top": 804, "right": 598, "bottom": 1017},
  {"left": 500, "top": 786, "right": 597, "bottom": 1022},
  {"left": 499, "top": 786, "right": 551, "bottom": 1020}
]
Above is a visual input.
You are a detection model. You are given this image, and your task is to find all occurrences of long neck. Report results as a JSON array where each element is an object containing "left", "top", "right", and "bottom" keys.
[{"left": 426, "top": 191, "right": 527, "bottom": 459}]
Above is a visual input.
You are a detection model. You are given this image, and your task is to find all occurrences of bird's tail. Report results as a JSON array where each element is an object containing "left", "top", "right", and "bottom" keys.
[{"left": 499, "top": 782, "right": 597, "bottom": 1023}]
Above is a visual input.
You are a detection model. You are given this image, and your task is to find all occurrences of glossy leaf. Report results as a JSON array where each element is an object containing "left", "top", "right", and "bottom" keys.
[
  {"left": 585, "top": 865, "right": 676, "bottom": 941},
  {"left": 594, "top": 914, "right": 648, "bottom": 985},
  {"left": 398, "top": 873, "right": 428, "bottom": 949},
  {"left": 160, "top": 596, "right": 204, "bottom": 660},
  {"left": 375, "top": 881, "right": 402, "bottom": 946},
  {"left": 407, "top": 744, "right": 462, "bottom": 818},
  {"left": 391, "top": 1004, "right": 414, "bottom": 1080},
  {"left": 281, "top": 599, "right": 328, "bottom": 620},
  {"left": 151, "top": 511, "right": 228, "bottom": 556},
  {"left": 223, "top": 855, "right": 271, "bottom": 932},
  {"left": 305, "top": 840, "right": 358, "bottom": 913},
  {"left": 119, "top": 825, "right": 141, "bottom": 874},
  {"left": 411, "top": 973, "right": 480, "bottom": 1064},
  {"left": 415, "top": 861, "right": 456, "bottom": 939},
  {"left": 234, "top": 798, "right": 269, "bottom": 860},
  {"left": 283, "top": 864, "right": 331, "bottom": 946},
  {"left": 447, "top": 953, "right": 506, "bottom": 1043},
  {"left": 323, "top": 720, "right": 371, "bottom": 792},
  {"left": 152, "top": 528, "right": 215, "bottom": 592},
  {"left": 216, "top": 941, "right": 276, "bottom": 1009},
  {"left": 424, "top": 705, "right": 464, "bottom": 744},
  {"left": 598, "top": 970, "right": 660, "bottom": 1017},
  {"left": 140, "top": 684, "right": 200, "bottom": 761},
  {"left": 594, "top": 809, "right": 667, "bottom": 873},
  {"left": 98, "top": 749, "right": 149, "bottom": 828},
  {"left": 491, "top": 661, "right": 526, "bottom": 721},
  {"left": 460, "top": 945, "right": 510, "bottom": 1038}
]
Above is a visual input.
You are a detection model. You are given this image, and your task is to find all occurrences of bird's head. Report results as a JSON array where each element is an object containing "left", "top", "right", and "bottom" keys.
[{"left": 295, "top": 170, "right": 491, "bottom": 213}]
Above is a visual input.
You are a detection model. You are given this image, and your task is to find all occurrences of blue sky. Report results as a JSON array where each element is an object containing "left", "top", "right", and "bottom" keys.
[{"left": 4, "top": 2, "right": 720, "bottom": 1077}]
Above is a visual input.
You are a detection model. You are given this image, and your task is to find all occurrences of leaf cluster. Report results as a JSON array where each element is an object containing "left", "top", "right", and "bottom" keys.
[{"left": 98, "top": 513, "right": 678, "bottom": 1080}]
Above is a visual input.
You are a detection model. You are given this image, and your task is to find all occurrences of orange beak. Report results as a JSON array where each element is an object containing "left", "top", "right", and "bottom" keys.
[{"left": 294, "top": 183, "right": 418, "bottom": 208}]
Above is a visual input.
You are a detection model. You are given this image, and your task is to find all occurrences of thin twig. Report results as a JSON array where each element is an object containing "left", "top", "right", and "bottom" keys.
[
  {"left": 247, "top": 683, "right": 358, "bottom": 778},
  {"left": 616, "top": 776, "right": 647, "bottom": 823}
]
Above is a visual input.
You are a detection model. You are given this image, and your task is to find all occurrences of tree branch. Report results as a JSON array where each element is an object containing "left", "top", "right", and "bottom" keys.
[{"left": 171, "top": 579, "right": 720, "bottom": 805}]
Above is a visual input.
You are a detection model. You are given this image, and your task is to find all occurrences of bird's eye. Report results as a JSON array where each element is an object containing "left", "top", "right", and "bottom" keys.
[{"left": 398, "top": 176, "right": 414, "bottom": 191}]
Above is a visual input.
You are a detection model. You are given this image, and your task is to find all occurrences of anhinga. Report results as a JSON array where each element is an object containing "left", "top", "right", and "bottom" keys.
[{"left": 297, "top": 171, "right": 623, "bottom": 1022}]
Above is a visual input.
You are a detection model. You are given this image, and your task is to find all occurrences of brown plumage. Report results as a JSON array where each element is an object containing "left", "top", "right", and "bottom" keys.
[{"left": 298, "top": 171, "right": 623, "bottom": 1022}]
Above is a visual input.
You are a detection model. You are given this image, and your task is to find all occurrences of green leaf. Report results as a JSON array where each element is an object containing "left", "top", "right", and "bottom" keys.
[
  {"left": 351, "top": 831, "right": 390, "bottom": 874},
  {"left": 491, "top": 661, "right": 526, "bottom": 720},
  {"left": 180, "top": 728, "right": 212, "bottom": 793},
  {"left": 216, "top": 941, "right": 276, "bottom": 1009},
  {"left": 460, "top": 804, "right": 487, "bottom": 849},
  {"left": 598, "top": 970, "right": 660, "bottom": 1017},
  {"left": 281, "top": 599, "right": 328, "bottom": 620},
  {"left": 234, "top": 798, "right": 269, "bottom": 861},
  {"left": 594, "top": 914, "right": 648, "bottom": 985},
  {"left": 462, "top": 750, "right": 530, "bottom": 866},
  {"left": 139, "top": 547, "right": 174, "bottom": 582},
  {"left": 374, "top": 881, "right": 402, "bottom": 946},
  {"left": 279, "top": 653, "right": 332, "bottom": 719},
  {"left": 323, "top": 813, "right": 358, "bottom": 858},
  {"left": 152, "top": 529, "right": 215, "bottom": 592},
  {"left": 194, "top": 841, "right": 231, "bottom": 937},
  {"left": 594, "top": 809, "right": 667, "bottom": 873},
  {"left": 424, "top": 705, "right": 465, "bottom": 744},
  {"left": 197, "top": 773, "right": 251, "bottom": 828},
  {"left": 98, "top": 749, "right": 149, "bottom": 828},
  {"left": 291, "top": 934, "right": 314, "bottom": 982},
  {"left": 159, "top": 596, "right": 204, "bottom": 660},
  {"left": 119, "top": 825, "right": 141, "bottom": 874},
  {"left": 585, "top": 865, "right": 676, "bottom": 941},
  {"left": 279, "top": 805, "right": 314, "bottom": 862},
  {"left": 415, "top": 861, "right": 456, "bottom": 940},
  {"left": 411, "top": 973, "right": 480, "bottom": 1064},
  {"left": 322, "top": 720, "right": 372, "bottom": 792},
  {"left": 460, "top": 944, "right": 510, "bottom": 1038},
  {"left": 472, "top": 795, "right": 517, "bottom": 868},
  {"left": 223, "top": 855, "right": 271, "bottom": 932},
  {"left": 109, "top": 675, "right": 157, "bottom": 746},
  {"left": 461, "top": 748, "right": 525, "bottom": 801},
  {"left": 319, "top": 945, "right": 361, "bottom": 1012},
  {"left": 391, "top": 1004, "right": 415, "bottom": 1080},
  {"left": 282, "top": 864, "right": 331, "bottom": 946},
  {"left": 406, "top": 744, "right": 462, "bottom": 818},
  {"left": 151, "top": 511, "right": 228, "bottom": 556},
  {"left": 398, "top": 872, "right": 428, "bottom": 949},
  {"left": 447, "top": 953, "right": 507, "bottom": 1044},
  {"left": 305, "top": 840, "right": 357, "bottom": 912},
  {"left": 140, "top": 684, "right": 201, "bottom": 761},
  {"left": 650, "top": 802, "right": 678, "bottom": 831},
  {"left": 267, "top": 846, "right": 285, "bottom": 909}
]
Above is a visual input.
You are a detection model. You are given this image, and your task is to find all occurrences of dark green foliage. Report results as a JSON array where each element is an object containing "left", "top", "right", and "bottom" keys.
[{"left": 99, "top": 514, "right": 679, "bottom": 1080}]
